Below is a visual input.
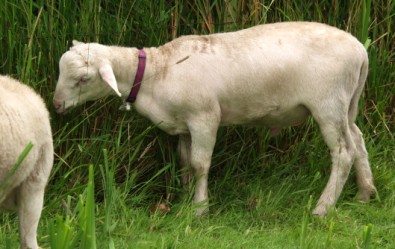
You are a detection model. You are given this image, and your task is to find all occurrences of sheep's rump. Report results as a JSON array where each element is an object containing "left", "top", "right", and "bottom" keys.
[{"left": 0, "top": 75, "right": 53, "bottom": 207}]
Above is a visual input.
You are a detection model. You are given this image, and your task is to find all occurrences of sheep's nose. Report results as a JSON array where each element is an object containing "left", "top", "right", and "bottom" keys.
[{"left": 53, "top": 98, "right": 63, "bottom": 113}]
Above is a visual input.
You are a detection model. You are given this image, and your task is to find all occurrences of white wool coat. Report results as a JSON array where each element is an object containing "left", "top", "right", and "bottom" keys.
[{"left": 54, "top": 22, "right": 375, "bottom": 217}]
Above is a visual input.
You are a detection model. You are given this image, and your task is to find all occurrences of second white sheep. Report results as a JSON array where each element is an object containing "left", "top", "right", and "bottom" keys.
[{"left": 53, "top": 22, "right": 375, "bottom": 216}]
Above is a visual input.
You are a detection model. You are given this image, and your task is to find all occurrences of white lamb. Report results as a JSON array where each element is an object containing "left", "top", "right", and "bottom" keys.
[
  {"left": 53, "top": 22, "right": 376, "bottom": 216},
  {"left": 0, "top": 75, "right": 53, "bottom": 249}
]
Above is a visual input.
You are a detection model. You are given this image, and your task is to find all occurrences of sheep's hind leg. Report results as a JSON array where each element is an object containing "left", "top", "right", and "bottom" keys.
[
  {"left": 18, "top": 179, "right": 45, "bottom": 249},
  {"left": 312, "top": 119, "right": 356, "bottom": 216},
  {"left": 350, "top": 123, "right": 376, "bottom": 202},
  {"left": 18, "top": 143, "right": 52, "bottom": 249}
]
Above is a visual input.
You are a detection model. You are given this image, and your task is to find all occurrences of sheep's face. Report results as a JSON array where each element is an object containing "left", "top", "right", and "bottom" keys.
[{"left": 53, "top": 41, "right": 121, "bottom": 114}]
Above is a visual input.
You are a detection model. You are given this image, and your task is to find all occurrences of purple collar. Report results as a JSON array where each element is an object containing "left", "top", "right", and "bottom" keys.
[{"left": 126, "top": 49, "right": 146, "bottom": 103}]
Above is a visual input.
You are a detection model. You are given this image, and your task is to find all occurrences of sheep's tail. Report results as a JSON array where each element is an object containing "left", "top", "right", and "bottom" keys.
[{"left": 348, "top": 53, "right": 369, "bottom": 125}]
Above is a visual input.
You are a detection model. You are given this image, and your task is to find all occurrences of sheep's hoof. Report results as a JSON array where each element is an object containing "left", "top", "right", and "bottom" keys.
[
  {"left": 194, "top": 207, "right": 208, "bottom": 216},
  {"left": 312, "top": 206, "right": 328, "bottom": 217},
  {"left": 358, "top": 185, "right": 377, "bottom": 203},
  {"left": 193, "top": 203, "right": 209, "bottom": 216},
  {"left": 358, "top": 193, "right": 371, "bottom": 203}
]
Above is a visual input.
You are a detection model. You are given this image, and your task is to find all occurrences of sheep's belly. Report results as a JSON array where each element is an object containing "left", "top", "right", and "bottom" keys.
[{"left": 220, "top": 104, "right": 310, "bottom": 128}]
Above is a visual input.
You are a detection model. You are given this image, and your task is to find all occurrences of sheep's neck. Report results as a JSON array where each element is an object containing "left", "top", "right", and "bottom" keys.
[
  {"left": 125, "top": 49, "right": 146, "bottom": 103},
  {"left": 109, "top": 46, "right": 159, "bottom": 97}
]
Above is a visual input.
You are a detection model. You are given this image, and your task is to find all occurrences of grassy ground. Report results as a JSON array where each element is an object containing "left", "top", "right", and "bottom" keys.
[{"left": 1, "top": 0, "right": 394, "bottom": 248}]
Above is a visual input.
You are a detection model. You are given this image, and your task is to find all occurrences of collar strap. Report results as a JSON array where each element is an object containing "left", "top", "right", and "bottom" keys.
[{"left": 126, "top": 49, "right": 146, "bottom": 103}]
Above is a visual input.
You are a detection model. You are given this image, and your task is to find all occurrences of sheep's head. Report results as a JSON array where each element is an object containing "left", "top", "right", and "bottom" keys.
[{"left": 53, "top": 40, "right": 121, "bottom": 114}]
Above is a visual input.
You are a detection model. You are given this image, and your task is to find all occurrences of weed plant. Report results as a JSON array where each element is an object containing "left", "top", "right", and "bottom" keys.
[{"left": 0, "top": 0, "right": 394, "bottom": 248}]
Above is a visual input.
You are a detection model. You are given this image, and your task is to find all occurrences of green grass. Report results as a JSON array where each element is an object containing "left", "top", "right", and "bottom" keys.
[{"left": 1, "top": 0, "right": 394, "bottom": 248}]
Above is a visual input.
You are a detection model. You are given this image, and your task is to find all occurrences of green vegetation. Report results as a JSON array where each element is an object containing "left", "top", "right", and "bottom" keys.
[{"left": 1, "top": 0, "right": 394, "bottom": 248}]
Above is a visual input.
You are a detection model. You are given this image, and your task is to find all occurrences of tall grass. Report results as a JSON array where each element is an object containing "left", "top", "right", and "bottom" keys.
[
  {"left": 48, "top": 165, "right": 96, "bottom": 249},
  {"left": 0, "top": 0, "right": 394, "bottom": 248}
]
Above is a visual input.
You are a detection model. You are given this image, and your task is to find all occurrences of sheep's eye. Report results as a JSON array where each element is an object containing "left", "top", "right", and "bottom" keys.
[{"left": 78, "top": 76, "right": 89, "bottom": 85}]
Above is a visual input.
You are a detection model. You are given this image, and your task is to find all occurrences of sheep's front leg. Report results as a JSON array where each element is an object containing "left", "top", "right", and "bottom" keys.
[
  {"left": 178, "top": 134, "right": 192, "bottom": 186},
  {"left": 18, "top": 180, "right": 45, "bottom": 249},
  {"left": 188, "top": 116, "right": 219, "bottom": 216}
]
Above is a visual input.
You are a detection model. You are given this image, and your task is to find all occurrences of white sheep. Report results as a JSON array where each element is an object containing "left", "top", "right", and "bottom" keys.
[
  {"left": 0, "top": 75, "right": 53, "bottom": 249},
  {"left": 53, "top": 22, "right": 376, "bottom": 216}
]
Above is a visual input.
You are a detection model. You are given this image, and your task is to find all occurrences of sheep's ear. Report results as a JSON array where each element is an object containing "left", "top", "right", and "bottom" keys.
[
  {"left": 99, "top": 64, "right": 122, "bottom": 97},
  {"left": 72, "top": 40, "right": 84, "bottom": 46}
]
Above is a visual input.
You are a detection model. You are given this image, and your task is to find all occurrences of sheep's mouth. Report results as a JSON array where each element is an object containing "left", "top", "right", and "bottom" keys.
[
  {"left": 55, "top": 106, "right": 68, "bottom": 114},
  {"left": 55, "top": 104, "right": 74, "bottom": 114}
]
